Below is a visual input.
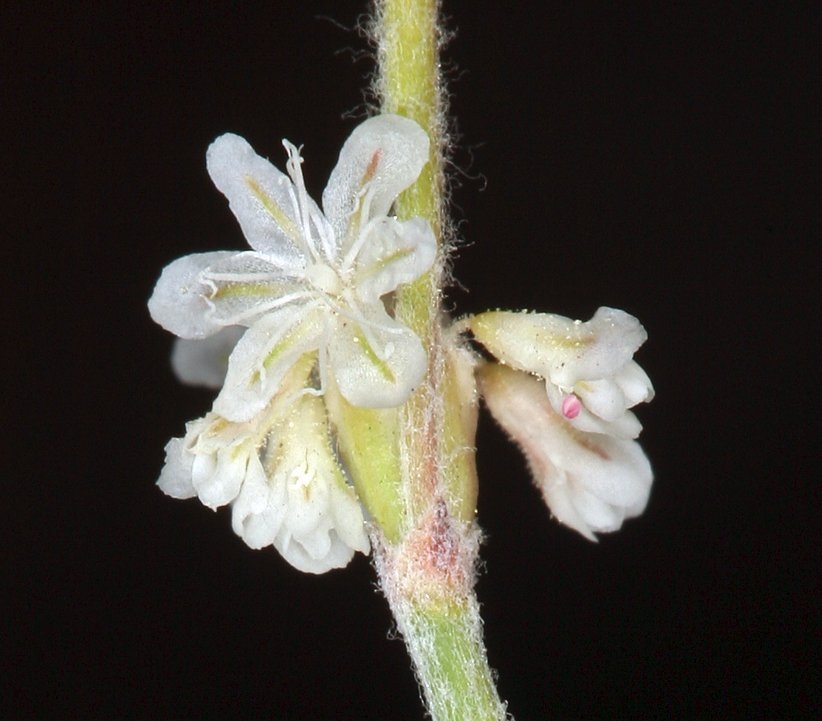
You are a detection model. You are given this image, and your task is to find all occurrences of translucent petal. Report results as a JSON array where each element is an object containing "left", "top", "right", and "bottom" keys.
[
  {"left": 206, "top": 133, "right": 314, "bottom": 261},
  {"left": 329, "top": 306, "right": 427, "bottom": 408},
  {"left": 171, "top": 327, "right": 246, "bottom": 389},
  {"left": 568, "top": 486, "right": 626, "bottom": 533},
  {"left": 275, "top": 531, "right": 356, "bottom": 574},
  {"left": 577, "top": 407, "right": 643, "bottom": 439},
  {"left": 148, "top": 252, "right": 236, "bottom": 339},
  {"left": 329, "top": 495, "right": 371, "bottom": 556},
  {"left": 560, "top": 432, "right": 652, "bottom": 510},
  {"left": 156, "top": 438, "right": 196, "bottom": 499},
  {"left": 213, "top": 304, "right": 323, "bottom": 422},
  {"left": 322, "top": 115, "right": 429, "bottom": 255},
  {"left": 624, "top": 481, "right": 652, "bottom": 518},
  {"left": 190, "top": 445, "right": 246, "bottom": 509},
  {"left": 200, "top": 251, "right": 308, "bottom": 327},
  {"left": 188, "top": 451, "right": 217, "bottom": 484},
  {"left": 615, "top": 360, "right": 655, "bottom": 407},
  {"left": 552, "top": 307, "right": 647, "bottom": 388},
  {"left": 283, "top": 460, "right": 332, "bottom": 539},
  {"left": 182, "top": 414, "right": 254, "bottom": 509},
  {"left": 231, "top": 452, "right": 287, "bottom": 549},
  {"left": 354, "top": 216, "right": 437, "bottom": 302},
  {"left": 266, "top": 394, "right": 368, "bottom": 572},
  {"left": 541, "top": 480, "right": 598, "bottom": 542},
  {"left": 574, "top": 378, "right": 628, "bottom": 422}
]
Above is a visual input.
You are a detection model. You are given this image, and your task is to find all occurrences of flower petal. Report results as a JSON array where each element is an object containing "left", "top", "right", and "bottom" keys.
[
  {"left": 278, "top": 532, "right": 359, "bottom": 574},
  {"left": 328, "top": 306, "right": 427, "bottom": 408},
  {"left": 200, "top": 251, "right": 309, "bottom": 327},
  {"left": 183, "top": 413, "right": 256, "bottom": 508},
  {"left": 564, "top": 485, "right": 626, "bottom": 533},
  {"left": 190, "top": 444, "right": 246, "bottom": 509},
  {"left": 171, "top": 326, "right": 246, "bottom": 388},
  {"left": 322, "top": 115, "right": 429, "bottom": 254},
  {"left": 156, "top": 438, "right": 196, "bottom": 499},
  {"left": 213, "top": 304, "right": 323, "bottom": 422},
  {"left": 148, "top": 252, "right": 236, "bottom": 339},
  {"left": 556, "top": 432, "right": 652, "bottom": 511},
  {"left": 231, "top": 452, "right": 287, "bottom": 549},
  {"left": 206, "top": 133, "right": 314, "bottom": 263},
  {"left": 470, "top": 306, "right": 652, "bottom": 441},
  {"left": 615, "top": 360, "right": 655, "bottom": 407},
  {"left": 552, "top": 307, "right": 647, "bottom": 389},
  {"left": 576, "top": 407, "right": 643, "bottom": 439},
  {"left": 573, "top": 378, "right": 627, "bottom": 422},
  {"left": 354, "top": 216, "right": 437, "bottom": 302},
  {"left": 541, "top": 476, "right": 606, "bottom": 541},
  {"left": 266, "top": 394, "right": 369, "bottom": 573}
]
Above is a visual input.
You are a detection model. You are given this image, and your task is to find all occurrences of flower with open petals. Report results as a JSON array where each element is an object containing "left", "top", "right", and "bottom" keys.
[
  {"left": 469, "top": 307, "right": 654, "bottom": 438},
  {"left": 478, "top": 363, "right": 652, "bottom": 541},
  {"left": 149, "top": 114, "right": 436, "bottom": 421}
]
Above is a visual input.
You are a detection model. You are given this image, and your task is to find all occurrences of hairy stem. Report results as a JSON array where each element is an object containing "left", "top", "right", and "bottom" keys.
[{"left": 369, "top": 1, "right": 508, "bottom": 719}]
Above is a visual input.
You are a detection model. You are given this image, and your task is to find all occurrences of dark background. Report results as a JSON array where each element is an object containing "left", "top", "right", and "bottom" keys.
[{"left": 5, "top": 2, "right": 816, "bottom": 719}]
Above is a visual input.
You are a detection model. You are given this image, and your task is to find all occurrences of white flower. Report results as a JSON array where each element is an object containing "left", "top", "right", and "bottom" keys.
[
  {"left": 157, "top": 361, "right": 369, "bottom": 573},
  {"left": 478, "top": 364, "right": 652, "bottom": 541},
  {"left": 469, "top": 306, "right": 655, "bottom": 540},
  {"left": 148, "top": 114, "right": 436, "bottom": 422},
  {"left": 158, "top": 412, "right": 262, "bottom": 509},
  {"left": 231, "top": 392, "right": 369, "bottom": 573},
  {"left": 469, "top": 307, "right": 654, "bottom": 438}
]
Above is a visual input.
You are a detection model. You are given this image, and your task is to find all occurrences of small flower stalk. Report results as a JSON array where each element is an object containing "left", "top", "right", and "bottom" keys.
[{"left": 148, "top": 0, "right": 657, "bottom": 717}]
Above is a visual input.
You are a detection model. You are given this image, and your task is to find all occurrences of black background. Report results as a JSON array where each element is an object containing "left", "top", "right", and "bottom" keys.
[{"left": 5, "top": 2, "right": 816, "bottom": 719}]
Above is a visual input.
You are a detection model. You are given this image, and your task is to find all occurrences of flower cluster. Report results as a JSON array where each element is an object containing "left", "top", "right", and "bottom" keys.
[
  {"left": 468, "top": 307, "right": 654, "bottom": 540},
  {"left": 149, "top": 111, "right": 657, "bottom": 566},
  {"left": 149, "top": 115, "right": 436, "bottom": 572},
  {"left": 158, "top": 358, "right": 370, "bottom": 573}
]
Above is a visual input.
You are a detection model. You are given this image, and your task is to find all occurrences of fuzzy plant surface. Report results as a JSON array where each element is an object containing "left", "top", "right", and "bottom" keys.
[{"left": 147, "top": 1, "right": 655, "bottom": 719}]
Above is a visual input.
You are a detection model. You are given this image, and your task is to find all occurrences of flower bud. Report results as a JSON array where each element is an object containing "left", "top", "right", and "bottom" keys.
[
  {"left": 478, "top": 363, "right": 653, "bottom": 540},
  {"left": 470, "top": 307, "right": 654, "bottom": 439}
]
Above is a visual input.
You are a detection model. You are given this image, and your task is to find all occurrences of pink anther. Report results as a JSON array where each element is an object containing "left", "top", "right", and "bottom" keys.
[{"left": 561, "top": 394, "right": 582, "bottom": 419}]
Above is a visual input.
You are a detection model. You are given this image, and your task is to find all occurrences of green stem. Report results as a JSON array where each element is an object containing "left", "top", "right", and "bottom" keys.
[{"left": 369, "top": 1, "right": 508, "bottom": 719}]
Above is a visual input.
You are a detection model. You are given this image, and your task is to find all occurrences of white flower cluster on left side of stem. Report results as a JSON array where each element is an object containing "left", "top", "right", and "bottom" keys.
[{"left": 148, "top": 114, "right": 437, "bottom": 573}]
